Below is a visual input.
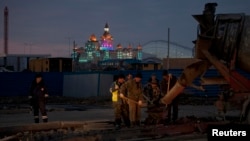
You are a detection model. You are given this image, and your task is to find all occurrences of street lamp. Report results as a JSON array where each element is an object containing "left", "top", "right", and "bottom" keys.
[{"left": 167, "top": 28, "right": 170, "bottom": 70}]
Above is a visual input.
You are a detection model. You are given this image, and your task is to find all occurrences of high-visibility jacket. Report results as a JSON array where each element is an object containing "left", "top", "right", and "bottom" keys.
[{"left": 109, "top": 81, "right": 123, "bottom": 102}]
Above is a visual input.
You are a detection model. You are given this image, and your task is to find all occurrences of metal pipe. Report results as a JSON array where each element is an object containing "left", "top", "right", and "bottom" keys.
[
  {"left": 160, "top": 60, "right": 211, "bottom": 104},
  {"left": 161, "top": 81, "right": 185, "bottom": 104}
]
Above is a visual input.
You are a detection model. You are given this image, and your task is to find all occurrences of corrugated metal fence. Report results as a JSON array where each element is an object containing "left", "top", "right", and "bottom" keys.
[
  {"left": 1, "top": 69, "right": 243, "bottom": 98},
  {"left": 0, "top": 72, "right": 64, "bottom": 97}
]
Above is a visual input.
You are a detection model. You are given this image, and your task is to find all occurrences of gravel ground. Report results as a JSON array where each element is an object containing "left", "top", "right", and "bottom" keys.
[
  {"left": 0, "top": 97, "right": 239, "bottom": 127},
  {"left": 0, "top": 95, "right": 244, "bottom": 141}
]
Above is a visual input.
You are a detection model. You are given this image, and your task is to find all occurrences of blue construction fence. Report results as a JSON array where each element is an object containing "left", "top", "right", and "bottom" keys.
[
  {"left": 0, "top": 72, "right": 63, "bottom": 97},
  {"left": 1, "top": 69, "right": 249, "bottom": 97}
]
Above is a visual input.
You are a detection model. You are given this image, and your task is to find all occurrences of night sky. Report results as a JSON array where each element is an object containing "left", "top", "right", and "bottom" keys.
[{"left": 0, "top": 0, "right": 249, "bottom": 57}]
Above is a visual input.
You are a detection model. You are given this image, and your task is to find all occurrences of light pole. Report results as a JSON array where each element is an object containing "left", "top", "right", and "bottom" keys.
[
  {"left": 65, "top": 35, "right": 71, "bottom": 57},
  {"left": 24, "top": 42, "right": 33, "bottom": 54},
  {"left": 72, "top": 40, "right": 78, "bottom": 72},
  {"left": 167, "top": 28, "right": 170, "bottom": 70}
]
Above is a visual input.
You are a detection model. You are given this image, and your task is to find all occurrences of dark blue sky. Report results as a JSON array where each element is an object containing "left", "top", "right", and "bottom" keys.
[{"left": 0, "top": 0, "right": 249, "bottom": 57}]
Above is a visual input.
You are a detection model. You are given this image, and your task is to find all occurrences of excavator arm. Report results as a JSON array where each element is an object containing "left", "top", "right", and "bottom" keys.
[
  {"left": 161, "top": 3, "right": 250, "bottom": 106},
  {"left": 161, "top": 59, "right": 211, "bottom": 104}
]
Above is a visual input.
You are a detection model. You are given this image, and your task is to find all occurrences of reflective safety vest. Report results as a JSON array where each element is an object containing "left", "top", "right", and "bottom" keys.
[{"left": 112, "top": 90, "right": 118, "bottom": 102}]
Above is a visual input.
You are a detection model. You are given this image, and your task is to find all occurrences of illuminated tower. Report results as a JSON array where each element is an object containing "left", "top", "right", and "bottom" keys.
[
  {"left": 100, "top": 23, "right": 113, "bottom": 50},
  {"left": 116, "top": 44, "right": 123, "bottom": 59},
  {"left": 100, "top": 23, "right": 113, "bottom": 60},
  {"left": 85, "top": 34, "right": 99, "bottom": 61},
  {"left": 127, "top": 43, "right": 133, "bottom": 59},
  {"left": 137, "top": 44, "right": 142, "bottom": 60}
]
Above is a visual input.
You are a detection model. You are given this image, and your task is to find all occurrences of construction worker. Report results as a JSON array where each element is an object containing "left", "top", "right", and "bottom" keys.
[
  {"left": 126, "top": 73, "right": 133, "bottom": 81},
  {"left": 120, "top": 72, "right": 144, "bottom": 127},
  {"left": 28, "top": 73, "right": 49, "bottom": 123},
  {"left": 147, "top": 73, "right": 160, "bottom": 87},
  {"left": 143, "top": 79, "right": 161, "bottom": 106},
  {"left": 109, "top": 74, "right": 126, "bottom": 129},
  {"left": 160, "top": 70, "right": 179, "bottom": 124},
  {"left": 120, "top": 73, "right": 134, "bottom": 127}
]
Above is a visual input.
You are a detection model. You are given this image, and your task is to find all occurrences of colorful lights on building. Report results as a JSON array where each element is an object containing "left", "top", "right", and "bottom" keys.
[
  {"left": 72, "top": 23, "right": 143, "bottom": 64},
  {"left": 116, "top": 44, "right": 123, "bottom": 59},
  {"left": 100, "top": 23, "right": 113, "bottom": 51},
  {"left": 137, "top": 44, "right": 142, "bottom": 60}
]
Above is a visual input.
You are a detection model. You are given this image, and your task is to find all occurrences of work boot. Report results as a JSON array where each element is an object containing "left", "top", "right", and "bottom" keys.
[
  {"left": 124, "top": 118, "right": 131, "bottom": 128},
  {"left": 163, "top": 116, "right": 172, "bottom": 125},
  {"left": 34, "top": 118, "right": 39, "bottom": 123},
  {"left": 115, "top": 118, "right": 121, "bottom": 130},
  {"left": 115, "top": 118, "right": 122, "bottom": 125},
  {"left": 43, "top": 118, "right": 48, "bottom": 123},
  {"left": 130, "top": 121, "right": 136, "bottom": 128},
  {"left": 115, "top": 124, "right": 121, "bottom": 130},
  {"left": 135, "top": 120, "right": 141, "bottom": 127}
]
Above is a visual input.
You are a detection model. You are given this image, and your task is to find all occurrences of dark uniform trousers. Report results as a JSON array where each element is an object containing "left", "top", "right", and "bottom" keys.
[
  {"left": 166, "top": 96, "right": 179, "bottom": 123},
  {"left": 33, "top": 99, "right": 48, "bottom": 123},
  {"left": 113, "top": 100, "right": 130, "bottom": 127}
]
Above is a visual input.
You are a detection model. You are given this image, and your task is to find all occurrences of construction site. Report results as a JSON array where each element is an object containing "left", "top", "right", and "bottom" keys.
[
  {"left": 1, "top": 2, "right": 250, "bottom": 141},
  {"left": 0, "top": 95, "right": 234, "bottom": 141}
]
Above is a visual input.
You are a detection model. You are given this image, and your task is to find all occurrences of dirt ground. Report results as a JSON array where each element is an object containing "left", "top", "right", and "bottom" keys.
[
  {"left": 0, "top": 95, "right": 240, "bottom": 127},
  {"left": 0, "top": 95, "right": 242, "bottom": 141}
]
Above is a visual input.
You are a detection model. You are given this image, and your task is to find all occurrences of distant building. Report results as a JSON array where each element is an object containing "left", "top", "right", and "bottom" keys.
[
  {"left": 73, "top": 23, "right": 143, "bottom": 71},
  {"left": 100, "top": 23, "right": 114, "bottom": 51},
  {"left": 0, "top": 54, "right": 51, "bottom": 71},
  {"left": 29, "top": 57, "right": 72, "bottom": 72},
  {"left": 130, "top": 57, "right": 162, "bottom": 70}
]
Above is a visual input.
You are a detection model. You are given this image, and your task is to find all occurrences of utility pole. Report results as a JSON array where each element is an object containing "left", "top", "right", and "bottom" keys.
[
  {"left": 3, "top": 6, "right": 8, "bottom": 66},
  {"left": 73, "top": 40, "right": 77, "bottom": 71},
  {"left": 73, "top": 40, "right": 77, "bottom": 60},
  {"left": 167, "top": 28, "right": 170, "bottom": 70},
  {"left": 68, "top": 37, "right": 71, "bottom": 57}
]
